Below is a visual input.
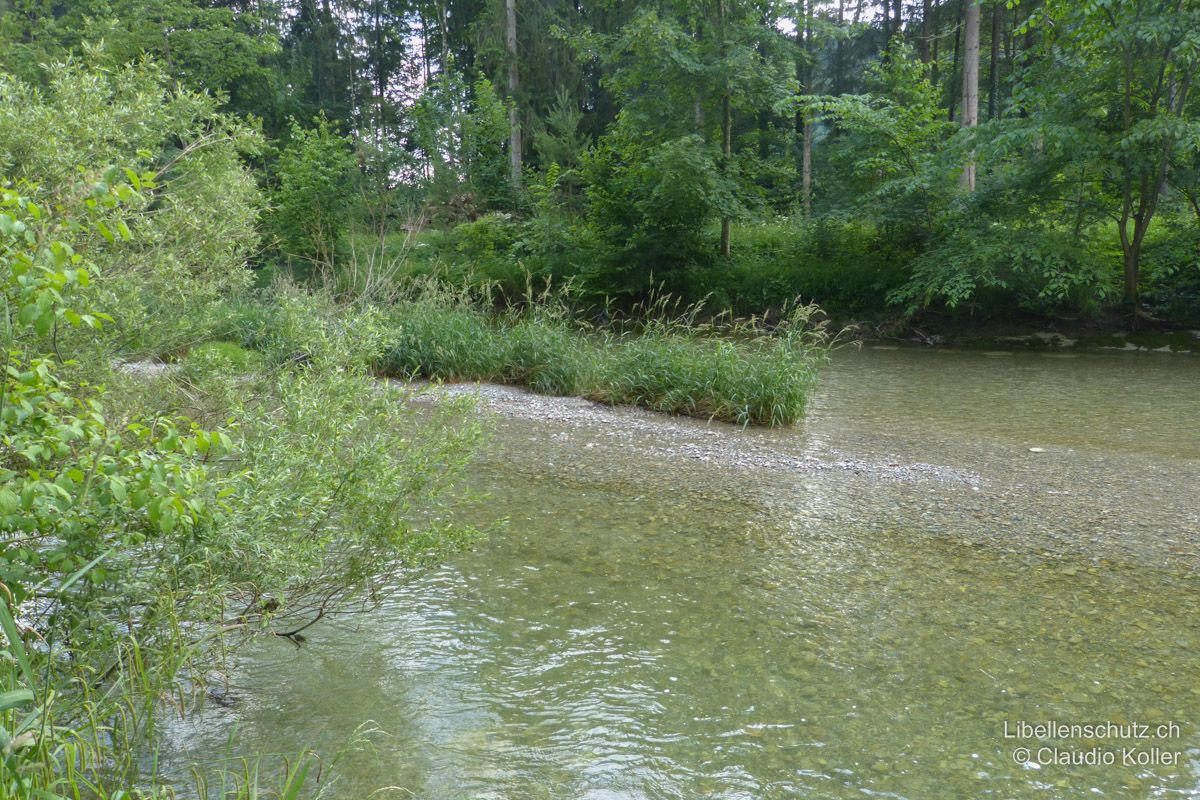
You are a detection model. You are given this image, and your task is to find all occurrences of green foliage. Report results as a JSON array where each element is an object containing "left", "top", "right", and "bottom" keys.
[
  {"left": 1020, "top": 0, "right": 1200, "bottom": 303},
  {"left": 688, "top": 218, "right": 912, "bottom": 314},
  {"left": 0, "top": 59, "right": 262, "bottom": 357},
  {"left": 582, "top": 132, "right": 734, "bottom": 298},
  {"left": 0, "top": 177, "right": 236, "bottom": 798},
  {"left": 590, "top": 308, "right": 826, "bottom": 427},
  {"left": 0, "top": 0, "right": 282, "bottom": 122},
  {"left": 377, "top": 288, "right": 506, "bottom": 382},
  {"left": 501, "top": 311, "right": 594, "bottom": 396},
  {"left": 464, "top": 78, "right": 514, "bottom": 211},
  {"left": 1141, "top": 216, "right": 1200, "bottom": 321},
  {"left": 9, "top": 0, "right": 1196, "bottom": 325},
  {"left": 182, "top": 340, "right": 266, "bottom": 376},
  {"left": 411, "top": 74, "right": 514, "bottom": 222},
  {"left": 804, "top": 39, "right": 955, "bottom": 241},
  {"left": 533, "top": 87, "right": 593, "bottom": 172},
  {"left": 1, "top": 164, "right": 483, "bottom": 796},
  {"left": 272, "top": 117, "right": 359, "bottom": 269},
  {"left": 890, "top": 223, "right": 1113, "bottom": 314},
  {"left": 369, "top": 283, "right": 828, "bottom": 426}
]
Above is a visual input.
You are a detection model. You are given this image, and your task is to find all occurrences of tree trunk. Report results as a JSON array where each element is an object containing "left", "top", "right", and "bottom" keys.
[
  {"left": 802, "top": 120, "right": 813, "bottom": 216},
  {"left": 505, "top": 0, "right": 522, "bottom": 190},
  {"left": 988, "top": 1, "right": 1001, "bottom": 119},
  {"left": 721, "top": 88, "right": 732, "bottom": 257},
  {"left": 720, "top": 0, "right": 732, "bottom": 257},
  {"left": 948, "top": 0, "right": 963, "bottom": 121},
  {"left": 1116, "top": 68, "right": 1192, "bottom": 306},
  {"left": 1021, "top": 0, "right": 1036, "bottom": 58},
  {"left": 374, "top": 0, "right": 385, "bottom": 139},
  {"left": 439, "top": 0, "right": 449, "bottom": 70},
  {"left": 758, "top": 109, "right": 770, "bottom": 160},
  {"left": 797, "top": 0, "right": 813, "bottom": 216},
  {"left": 919, "top": 0, "right": 933, "bottom": 65},
  {"left": 960, "top": 0, "right": 979, "bottom": 190},
  {"left": 834, "top": 0, "right": 845, "bottom": 94},
  {"left": 419, "top": 8, "right": 431, "bottom": 85},
  {"left": 1122, "top": 246, "right": 1140, "bottom": 304}
]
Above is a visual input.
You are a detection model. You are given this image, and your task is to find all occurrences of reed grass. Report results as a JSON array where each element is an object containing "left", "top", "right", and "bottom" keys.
[{"left": 371, "top": 286, "right": 827, "bottom": 426}]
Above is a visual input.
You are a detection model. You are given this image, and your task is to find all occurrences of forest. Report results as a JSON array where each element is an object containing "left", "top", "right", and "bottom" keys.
[
  {"left": 1, "top": 1, "right": 1199, "bottom": 798},
  {"left": 4, "top": 0, "right": 1199, "bottom": 325}
]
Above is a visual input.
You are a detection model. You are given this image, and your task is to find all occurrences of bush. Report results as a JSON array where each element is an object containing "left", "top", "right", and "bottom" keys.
[
  {"left": 1, "top": 176, "right": 483, "bottom": 797},
  {"left": 1141, "top": 218, "right": 1200, "bottom": 322},
  {"left": 889, "top": 223, "right": 1113, "bottom": 316},
  {"left": 500, "top": 313, "right": 596, "bottom": 396},
  {"left": 581, "top": 132, "right": 733, "bottom": 299},
  {"left": 182, "top": 340, "right": 265, "bottom": 375},
  {"left": 376, "top": 290, "right": 505, "bottom": 381},
  {"left": 589, "top": 309, "right": 826, "bottom": 426},
  {"left": 688, "top": 218, "right": 912, "bottom": 315},
  {"left": 0, "top": 59, "right": 263, "bottom": 358},
  {"left": 272, "top": 117, "right": 359, "bottom": 269}
]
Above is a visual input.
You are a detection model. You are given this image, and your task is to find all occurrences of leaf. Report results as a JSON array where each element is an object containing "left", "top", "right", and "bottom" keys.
[
  {"left": 57, "top": 548, "right": 114, "bottom": 594},
  {"left": 0, "top": 600, "right": 35, "bottom": 691},
  {"left": 34, "top": 308, "right": 54, "bottom": 337},
  {"left": 281, "top": 758, "right": 312, "bottom": 800},
  {"left": 0, "top": 688, "right": 34, "bottom": 712},
  {"left": 0, "top": 489, "right": 18, "bottom": 516}
]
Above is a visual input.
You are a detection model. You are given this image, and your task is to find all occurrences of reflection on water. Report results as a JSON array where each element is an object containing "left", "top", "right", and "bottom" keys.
[{"left": 159, "top": 348, "right": 1200, "bottom": 799}]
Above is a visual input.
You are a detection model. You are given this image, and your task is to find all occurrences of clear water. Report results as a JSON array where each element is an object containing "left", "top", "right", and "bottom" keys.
[{"left": 160, "top": 347, "right": 1200, "bottom": 798}]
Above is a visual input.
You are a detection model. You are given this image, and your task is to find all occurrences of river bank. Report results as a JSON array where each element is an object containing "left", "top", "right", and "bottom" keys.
[{"left": 845, "top": 310, "right": 1200, "bottom": 353}]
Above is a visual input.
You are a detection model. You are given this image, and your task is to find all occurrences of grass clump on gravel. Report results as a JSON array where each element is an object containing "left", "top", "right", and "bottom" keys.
[{"left": 372, "top": 285, "right": 828, "bottom": 426}]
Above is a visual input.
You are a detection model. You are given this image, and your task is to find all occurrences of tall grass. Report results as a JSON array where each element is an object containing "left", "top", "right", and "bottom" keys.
[
  {"left": 589, "top": 325, "right": 821, "bottom": 426},
  {"left": 368, "top": 284, "right": 828, "bottom": 426}
]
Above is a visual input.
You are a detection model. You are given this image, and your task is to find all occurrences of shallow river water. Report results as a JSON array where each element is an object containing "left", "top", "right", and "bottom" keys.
[{"left": 162, "top": 347, "right": 1200, "bottom": 799}]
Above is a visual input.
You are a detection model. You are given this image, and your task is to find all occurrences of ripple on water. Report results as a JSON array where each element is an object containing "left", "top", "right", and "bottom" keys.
[{"left": 157, "top": 349, "right": 1200, "bottom": 799}]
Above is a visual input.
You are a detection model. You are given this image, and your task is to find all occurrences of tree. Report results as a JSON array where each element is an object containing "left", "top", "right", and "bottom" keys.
[
  {"left": 960, "top": 0, "right": 980, "bottom": 189},
  {"left": 505, "top": 0, "right": 522, "bottom": 189},
  {"left": 273, "top": 117, "right": 359, "bottom": 268},
  {"left": 0, "top": 0, "right": 287, "bottom": 129},
  {"left": 1028, "top": 0, "right": 1200, "bottom": 306},
  {"left": 796, "top": 0, "right": 815, "bottom": 216}
]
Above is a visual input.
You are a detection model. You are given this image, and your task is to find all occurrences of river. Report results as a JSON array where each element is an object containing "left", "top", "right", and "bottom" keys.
[{"left": 159, "top": 346, "right": 1200, "bottom": 799}]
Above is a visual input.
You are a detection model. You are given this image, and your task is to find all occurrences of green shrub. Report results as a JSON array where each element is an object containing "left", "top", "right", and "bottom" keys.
[
  {"left": 183, "top": 340, "right": 265, "bottom": 373},
  {"left": 0, "top": 178, "right": 483, "bottom": 798},
  {"left": 689, "top": 218, "right": 911, "bottom": 315},
  {"left": 581, "top": 132, "right": 732, "bottom": 299},
  {"left": 375, "top": 290, "right": 505, "bottom": 381},
  {"left": 1141, "top": 218, "right": 1200, "bottom": 322},
  {"left": 889, "top": 223, "right": 1113, "bottom": 315},
  {"left": 272, "top": 117, "right": 359, "bottom": 269},
  {"left": 0, "top": 60, "right": 263, "bottom": 359}
]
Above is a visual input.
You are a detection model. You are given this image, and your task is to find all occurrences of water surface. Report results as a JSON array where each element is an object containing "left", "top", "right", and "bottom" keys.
[{"left": 161, "top": 347, "right": 1200, "bottom": 798}]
